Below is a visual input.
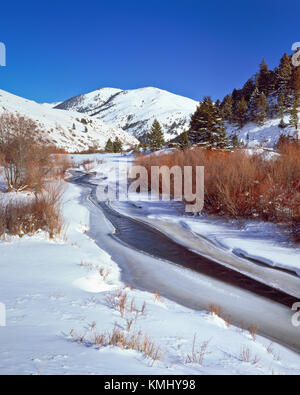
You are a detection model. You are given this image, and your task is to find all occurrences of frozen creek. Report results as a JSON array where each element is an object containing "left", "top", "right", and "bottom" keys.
[{"left": 70, "top": 171, "right": 300, "bottom": 353}]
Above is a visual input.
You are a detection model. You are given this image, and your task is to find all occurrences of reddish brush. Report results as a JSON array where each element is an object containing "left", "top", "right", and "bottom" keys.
[{"left": 134, "top": 144, "right": 300, "bottom": 238}]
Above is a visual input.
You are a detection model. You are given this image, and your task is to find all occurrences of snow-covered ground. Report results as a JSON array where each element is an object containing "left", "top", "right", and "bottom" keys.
[
  {"left": 175, "top": 218, "right": 300, "bottom": 277},
  {"left": 0, "top": 89, "right": 138, "bottom": 152},
  {"left": 1, "top": 155, "right": 300, "bottom": 375},
  {"left": 140, "top": 211, "right": 300, "bottom": 278},
  {"left": 227, "top": 114, "right": 299, "bottom": 148}
]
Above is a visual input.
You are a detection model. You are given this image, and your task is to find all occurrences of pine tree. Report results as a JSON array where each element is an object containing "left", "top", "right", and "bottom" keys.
[
  {"left": 215, "top": 99, "right": 221, "bottom": 109},
  {"left": 105, "top": 138, "right": 114, "bottom": 153},
  {"left": 189, "top": 97, "right": 228, "bottom": 148},
  {"left": 248, "top": 87, "right": 260, "bottom": 121},
  {"left": 235, "top": 96, "right": 248, "bottom": 128},
  {"left": 292, "top": 66, "right": 300, "bottom": 100},
  {"left": 289, "top": 97, "right": 299, "bottom": 138},
  {"left": 113, "top": 137, "right": 123, "bottom": 153},
  {"left": 241, "top": 78, "right": 256, "bottom": 102},
  {"left": 221, "top": 95, "right": 233, "bottom": 122},
  {"left": 268, "top": 97, "right": 277, "bottom": 119},
  {"left": 178, "top": 130, "right": 191, "bottom": 149},
  {"left": 257, "top": 58, "right": 271, "bottom": 95},
  {"left": 267, "top": 69, "right": 277, "bottom": 96},
  {"left": 277, "top": 92, "right": 285, "bottom": 119},
  {"left": 148, "top": 120, "right": 165, "bottom": 151},
  {"left": 278, "top": 119, "right": 287, "bottom": 129},
  {"left": 231, "top": 133, "right": 240, "bottom": 149},
  {"left": 276, "top": 53, "right": 293, "bottom": 106},
  {"left": 255, "top": 92, "right": 269, "bottom": 125}
]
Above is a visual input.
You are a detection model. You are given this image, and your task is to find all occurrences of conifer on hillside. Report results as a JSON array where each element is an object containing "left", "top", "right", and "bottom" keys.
[
  {"left": 257, "top": 59, "right": 271, "bottom": 96},
  {"left": 292, "top": 66, "right": 300, "bottom": 99},
  {"left": 189, "top": 97, "right": 228, "bottom": 148},
  {"left": 255, "top": 92, "right": 269, "bottom": 125},
  {"left": 241, "top": 78, "right": 256, "bottom": 103},
  {"left": 105, "top": 138, "right": 114, "bottom": 153},
  {"left": 289, "top": 97, "right": 299, "bottom": 140},
  {"left": 178, "top": 130, "right": 191, "bottom": 149},
  {"left": 277, "top": 92, "right": 285, "bottom": 120},
  {"left": 248, "top": 87, "right": 260, "bottom": 121},
  {"left": 148, "top": 119, "right": 165, "bottom": 151},
  {"left": 276, "top": 53, "right": 293, "bottom": 105},
  {"left": 113, "top": 137, "right": 123, "bottom": 153},
  {"left": 221, "top": 95, "right": 234, "bottom": 122},
  {"left": 235, "top": 96, "right": 248, "bottom": 128},
  {"left": 289, "top": 66, "right": 300, "bottom": 140},
  {"left": 231, "top": 133, "right": 240, "bottom": 149}
]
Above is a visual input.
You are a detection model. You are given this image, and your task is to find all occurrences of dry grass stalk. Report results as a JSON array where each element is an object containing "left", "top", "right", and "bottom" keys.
[
  {"left": 183, "top": 334, "right": 211, "bottom": 366},
  {"left": 209, "top": 304, "right": 223, "bottom": 318},
  {"left": 70, "top": 326, "right": 162, "bottom": 365},
  {"left": 105, "top": 289, "right": 147, "bottom": 318},
  {"left": 238, "top": 346, "right": 261, "bottom": 365},
  {"left": 248, "top": 325, "right": 258, "bottom": 342}
]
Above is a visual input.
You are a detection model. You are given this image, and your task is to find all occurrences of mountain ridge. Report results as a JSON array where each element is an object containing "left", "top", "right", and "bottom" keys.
[
  {"left": 0, "top": 89, "right": 138, "bottom": 152},
  {"left": 55, "top": 87, "right": 199, "bottom": 140}
]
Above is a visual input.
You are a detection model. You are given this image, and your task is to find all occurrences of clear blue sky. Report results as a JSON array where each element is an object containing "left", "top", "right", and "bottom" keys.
[{"left": 0, "top": 0, "right": 300, "bottom": 103}]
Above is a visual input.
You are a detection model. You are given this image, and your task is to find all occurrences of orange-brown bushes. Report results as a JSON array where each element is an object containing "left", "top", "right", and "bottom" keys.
[
  {"left": 0, "top": 183, "right": 64, "bottom": 238},
  {"left": 52, "top": 154, "right": 75, "bottom": 179},
  {"left": 70, "top": 325, "right": 162, "bottom": 365},
  {"left": 134, "top": 143, "right": 300, "bottom": 237},
  {"left": 0, "top": 112, "right": 53, "bottom": 192},
  {"left": 0, "top": 113, "right": 71, "bottom": 238}
]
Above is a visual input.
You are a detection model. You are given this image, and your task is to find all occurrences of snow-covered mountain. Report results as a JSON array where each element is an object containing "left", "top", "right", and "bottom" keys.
[
  {"left": 55, "top": 87, "right": 198, "bottom": 140},
  {"left": 0, "top": 89, "right": 138, "bottom": 152}
]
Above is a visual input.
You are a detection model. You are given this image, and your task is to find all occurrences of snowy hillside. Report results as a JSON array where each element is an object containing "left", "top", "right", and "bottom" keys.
[
  {"left": 55, "top": 87, "right": 198, "bottom": 140},
  {"left": 0, "top": 89, "right": 138, "bottom": 152},
  {"left": 227, "top": 116, "right": 300, "bottom": 148}
]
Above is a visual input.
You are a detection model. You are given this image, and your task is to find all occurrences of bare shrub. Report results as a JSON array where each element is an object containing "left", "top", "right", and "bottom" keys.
[
  {"left": 238, "top": 346, "right": 260, "bottom": 365},
  {"left": 0, "top": 182, "right": 64, "bottom": 238},
  {"left": 266, "top": 342, "right": 274, "bottom": 355},
  {"left": 248, "top": 325, "right": 258, "bottom": 342},
  {"left": 81, "top": 159, "right": 95, "bottom": 173},
  {"left": 183, "top": 334, "right": 211, "bottom": 366},
  {"left": 0, "top": 112, "right": 53, "bottom": 193},
  {"left": 225, "top": 315, "right": 231, "bottom": 328},
  {"left": 70, "top": 326, "right": 162, "bottom": 365},
  {"left": 99, "top": 267, "right": 110, "bottom": 282},
  {"left": 105, "top": 289, "right": 147, "bottom": 318},
  {"left": 53, "top": 155, "right": 74, "bottom": 179},
  {"left": 153, "top": 291, "right": 163, "bottom": 303}
]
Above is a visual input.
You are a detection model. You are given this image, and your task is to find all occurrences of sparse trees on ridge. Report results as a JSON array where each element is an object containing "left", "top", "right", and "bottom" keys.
[
  {"left": 105, "top": 137, "right": 123, "bottom": 153},
  {"left": 105, "top": 138, "right": 114, "bottom": 153},
  {"left": 113, "top": 137, "right": 123, "bottom": 153}
]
